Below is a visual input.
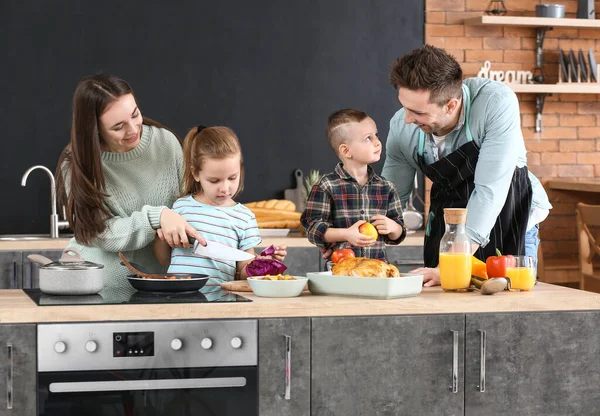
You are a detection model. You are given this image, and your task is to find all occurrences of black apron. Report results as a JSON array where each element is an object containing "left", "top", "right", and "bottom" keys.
[{"left": 418, "top": 84, "right": 533, "bottom": 267}]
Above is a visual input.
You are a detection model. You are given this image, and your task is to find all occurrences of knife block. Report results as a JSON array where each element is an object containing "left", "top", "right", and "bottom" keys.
[{"left": 577, "top": 0, "right": 595, "bottom": 19}]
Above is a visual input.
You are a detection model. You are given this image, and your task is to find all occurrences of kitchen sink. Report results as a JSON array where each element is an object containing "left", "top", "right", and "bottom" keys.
[{"left": 0, "top": 234, "right": 74, "bottom": 241}]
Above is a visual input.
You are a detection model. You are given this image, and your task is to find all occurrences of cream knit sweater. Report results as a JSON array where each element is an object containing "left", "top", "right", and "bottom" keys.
[{"left": 66, "top": 125, "right": 183, "bottom": 299}]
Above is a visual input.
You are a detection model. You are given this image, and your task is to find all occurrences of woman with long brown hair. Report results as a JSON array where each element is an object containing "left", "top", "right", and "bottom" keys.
[{"left": 56, "top": 73, "right": 203, "bottom": 294}]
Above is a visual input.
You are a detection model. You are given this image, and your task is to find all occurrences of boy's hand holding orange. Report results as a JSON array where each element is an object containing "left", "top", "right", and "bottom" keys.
[{"left": 346, "top": 220, "right": 377, "bottom": 247}]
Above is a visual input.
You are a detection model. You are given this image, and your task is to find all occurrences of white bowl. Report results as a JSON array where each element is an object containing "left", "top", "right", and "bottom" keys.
[{"left": 247, "top": 276, "right": 308, "bottom": 298}]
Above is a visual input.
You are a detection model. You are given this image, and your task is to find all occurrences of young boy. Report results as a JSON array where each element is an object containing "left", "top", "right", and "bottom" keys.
[{"left": 300, "top": 108, "right": 406, "bottom": 261}]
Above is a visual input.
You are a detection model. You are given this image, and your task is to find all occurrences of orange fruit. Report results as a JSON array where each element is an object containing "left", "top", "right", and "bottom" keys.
[{"left": 358, "top": 222, "right": 378, "bottom": 239}]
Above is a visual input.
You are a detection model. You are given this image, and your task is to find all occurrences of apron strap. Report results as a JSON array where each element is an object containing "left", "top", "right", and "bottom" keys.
[{"left": 418, "top": 84, "right": 473, "bottom": 157}]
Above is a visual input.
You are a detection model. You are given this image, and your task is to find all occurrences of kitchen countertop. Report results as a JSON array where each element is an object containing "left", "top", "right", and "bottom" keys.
[
  {"left": 1, "top": 282, "right": 599, "bottom": 324},
  {"left": 547, "top": 178, "right": 600, "bottom": 193},
  {"left": 0, "top": 231, "right": 425, "bottom": 251}
]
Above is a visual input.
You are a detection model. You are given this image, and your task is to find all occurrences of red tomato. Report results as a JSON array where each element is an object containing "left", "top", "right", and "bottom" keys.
[{"left": 331, "top": 249, "right": 356, "bottom": 264}]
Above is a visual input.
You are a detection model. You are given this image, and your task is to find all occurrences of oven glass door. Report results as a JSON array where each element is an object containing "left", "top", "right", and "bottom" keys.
[{"left": 38, "top": 366, "right": 257, "bottom": 416}]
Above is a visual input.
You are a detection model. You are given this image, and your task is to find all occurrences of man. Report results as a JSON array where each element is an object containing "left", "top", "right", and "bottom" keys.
[{"left": 381, "top": 45, "right": 552, "bottom": 287}]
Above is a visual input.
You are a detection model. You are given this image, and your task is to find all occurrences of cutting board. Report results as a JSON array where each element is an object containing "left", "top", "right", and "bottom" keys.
[
  {"left": 284, "top": 169, "right": 305, "bottom": 213},
  {"left": 221, "top": 280, "right": 252, "bottom": 292}
]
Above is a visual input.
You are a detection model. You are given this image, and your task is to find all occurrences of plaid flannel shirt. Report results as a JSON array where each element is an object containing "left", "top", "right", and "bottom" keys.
[{"left": 301, "top": 163, "right": 406, "bottom": 261}]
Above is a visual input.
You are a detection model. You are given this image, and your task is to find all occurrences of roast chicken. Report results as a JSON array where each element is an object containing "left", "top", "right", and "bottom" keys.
[{"left": 332, "top": 257, "right": 400, "bottom": 278}]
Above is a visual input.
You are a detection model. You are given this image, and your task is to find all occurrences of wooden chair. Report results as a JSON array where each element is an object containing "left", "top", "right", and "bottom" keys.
[{"left": 576, "top": 203, "right": 600, "bottom": 292}]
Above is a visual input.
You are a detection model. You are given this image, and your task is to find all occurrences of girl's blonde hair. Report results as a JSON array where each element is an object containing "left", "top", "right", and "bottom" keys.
[{"left": 182, "top": 126, "right": 244, "bottom": 197}]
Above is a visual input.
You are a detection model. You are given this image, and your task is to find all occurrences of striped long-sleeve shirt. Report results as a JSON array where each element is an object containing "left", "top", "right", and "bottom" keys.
[
  {"left": 167, "top": 195, "right": 261, "bottom": 284},
  {"left": 301, "top": 163, "right": 406, "bottom": 261}
]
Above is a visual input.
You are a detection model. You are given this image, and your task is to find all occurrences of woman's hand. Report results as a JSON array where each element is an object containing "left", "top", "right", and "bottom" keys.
[
  {"left": 409, "top": 266, "right": 440, "bottom": 287},
  {"left": 158, "top": 208, "right": 206, "bottom": 248}
]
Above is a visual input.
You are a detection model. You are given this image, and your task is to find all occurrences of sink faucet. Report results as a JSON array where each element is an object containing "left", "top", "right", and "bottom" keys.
[{"left": 21, "top": 165, "right": 70, "bottom": 238}]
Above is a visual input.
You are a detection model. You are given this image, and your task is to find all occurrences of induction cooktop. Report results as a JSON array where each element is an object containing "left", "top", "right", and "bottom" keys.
[{"left": 23, "top": 285, "right": 251, "bottom": 306}]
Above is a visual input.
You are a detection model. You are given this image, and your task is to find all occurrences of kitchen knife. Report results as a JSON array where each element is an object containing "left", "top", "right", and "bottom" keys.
[{"left": 191, "top": 238, "right": 255, "bottom": 262}]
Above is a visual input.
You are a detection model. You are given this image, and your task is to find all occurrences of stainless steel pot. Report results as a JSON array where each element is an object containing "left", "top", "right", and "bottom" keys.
[
  {"left": 535, "top": 4, "right": 566, "bottom": 18},
  {"left": 28, "top": 248, "right": 104, "bottom": 295}
]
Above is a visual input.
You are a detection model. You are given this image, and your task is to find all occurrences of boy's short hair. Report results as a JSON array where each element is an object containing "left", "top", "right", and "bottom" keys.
[{"left": 326, "top": 108, "right": 369, "bottom": 157}]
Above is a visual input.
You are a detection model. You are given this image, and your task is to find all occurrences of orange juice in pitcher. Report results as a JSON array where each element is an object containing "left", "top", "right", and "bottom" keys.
[
  {"left": 439, "top": 208, "right": 472, "bottom": 292},
  {"left": 439, "top": 253, "right": 472, "bottom": 290}
]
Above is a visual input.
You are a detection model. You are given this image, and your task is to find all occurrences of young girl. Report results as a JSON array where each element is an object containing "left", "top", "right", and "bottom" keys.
[{"left": 154, "top": 125, "right": 286, "bottom": 284}]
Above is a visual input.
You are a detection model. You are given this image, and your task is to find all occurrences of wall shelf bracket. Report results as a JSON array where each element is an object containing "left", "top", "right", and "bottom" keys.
[
  {"left": 535, "top": 27, "right": 552, "bottom": 68},
  {"left": 535, "top": 93, "right": 550, "bottom": 133}
]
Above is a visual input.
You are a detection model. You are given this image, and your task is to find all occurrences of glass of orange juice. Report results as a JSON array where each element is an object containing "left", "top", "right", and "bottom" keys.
[{"left": 505, "top": 256, "right": 536, "bottom": 291}]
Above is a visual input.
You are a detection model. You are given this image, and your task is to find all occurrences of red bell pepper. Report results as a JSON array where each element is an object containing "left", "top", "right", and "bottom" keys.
[{"left": 486, "top": 249, "right": 515, "bottom": 278}]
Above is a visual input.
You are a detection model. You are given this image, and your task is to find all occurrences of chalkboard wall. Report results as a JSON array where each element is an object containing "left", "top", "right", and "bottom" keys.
[{"left": 0, "top": 1, "right": 424, "bottom": 234}]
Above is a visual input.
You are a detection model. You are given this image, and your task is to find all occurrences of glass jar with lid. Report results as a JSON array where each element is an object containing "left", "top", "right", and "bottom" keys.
[{"left": 439, "top": 208, "right": 472, "bottom": 292}]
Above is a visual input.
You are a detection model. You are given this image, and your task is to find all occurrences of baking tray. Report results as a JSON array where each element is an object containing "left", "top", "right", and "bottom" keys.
[{"left": 306, "top": 271, "right": 423, "bottom": 299}]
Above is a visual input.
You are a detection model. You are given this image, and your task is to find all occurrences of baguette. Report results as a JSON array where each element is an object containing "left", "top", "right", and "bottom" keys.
[
  {"left": 249, "top": 208, "right": 302, "bottom": 221},
  {"left": 245, "top": 199, "right": 296, "bottom": 211},
  {"left": 257, "top": 220, "right": 301, "bottom": 229}
]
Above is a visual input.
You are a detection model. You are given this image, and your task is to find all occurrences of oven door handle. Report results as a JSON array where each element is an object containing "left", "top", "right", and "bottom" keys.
[{"left": 49, "top": 377, "right": 247, "bottom": 393}]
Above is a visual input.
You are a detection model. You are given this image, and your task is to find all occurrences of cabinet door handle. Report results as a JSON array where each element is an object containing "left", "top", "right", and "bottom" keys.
[
  {"left": 450, "top": 330, "right": 459, "bottom": 393},
  {"left": 12, "top": 262, "right": 17, "bottom": 289},
  {"left": 478, "top": 330, "right": 486, "bottom": 392},
  {"left": 283, "top": 334, "right": 291, "bottom": 400},
  {"left": 7, "top": 342, "right": 13, "bottom": 409}
]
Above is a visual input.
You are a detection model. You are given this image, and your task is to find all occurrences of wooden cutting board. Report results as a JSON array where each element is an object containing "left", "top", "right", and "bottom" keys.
[
  {"left": 221, "top": 280, "right": 252, "bottom": 292},
  {"left": 283, "top": 169, "right": 305, "bottom": 213}
]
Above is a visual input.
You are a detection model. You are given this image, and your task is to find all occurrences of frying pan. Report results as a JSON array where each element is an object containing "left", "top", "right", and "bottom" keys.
[
  {"left": 403, "top": 173, "right": 424, "bottom": 231},
  {"left": 125, "top": 275, "right": 208, "bottom": 293},
  {"left": 119, "top": 254, "right": 208, "bottom": 293}
]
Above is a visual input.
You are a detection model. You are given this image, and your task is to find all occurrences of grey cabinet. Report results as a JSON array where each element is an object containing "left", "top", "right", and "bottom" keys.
[
  {"left": 0, "top": 252, "right": 22, "bottom": 289},
  {"left": 387, "top": 245, "right": 424, "bottom": 273},
  {"left": 311, "top": 315, "right": 465, "bottom": 416},
  {"left": 257, "top": 246, "right": 321, "bottom": 276},
  {"left": 22, "top": 249, "right": 63, "bottom": 288},
  {"left": 465, "top": 311, "right": 600, "bottom": 416},
  {"left": 0, "top": 324, "right": 36, "bottom": 415},
  {"left": 259, "top": 318, "right": 310, "bottom": 416}
]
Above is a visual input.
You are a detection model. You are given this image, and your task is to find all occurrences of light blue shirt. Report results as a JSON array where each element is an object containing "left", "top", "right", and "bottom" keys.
[
  {"left": 167, "top": 196, "right": 261, "bottom": 284},
  {"left": 381, "top": 78, "right": 552, "bottom": 247}
]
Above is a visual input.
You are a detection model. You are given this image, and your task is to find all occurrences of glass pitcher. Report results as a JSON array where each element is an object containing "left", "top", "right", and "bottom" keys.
[{"left": 439, "top": 208, "right": 472, "bottom": 292}]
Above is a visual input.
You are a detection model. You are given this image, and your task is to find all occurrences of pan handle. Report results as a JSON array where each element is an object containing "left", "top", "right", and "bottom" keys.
[{"left": 27, "top": 254, "right": 53, "bottom": 266}]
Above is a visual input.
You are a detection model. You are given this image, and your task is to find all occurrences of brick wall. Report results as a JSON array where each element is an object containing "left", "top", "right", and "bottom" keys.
[{"left": 423, "top": 0, "right": 600, "bottom": 261}]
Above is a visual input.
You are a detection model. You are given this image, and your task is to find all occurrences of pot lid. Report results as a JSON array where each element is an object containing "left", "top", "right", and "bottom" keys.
[
  {"left": 41, "top": 248, "right": 104, "bottom": 270},
  {"left": 41, "top": 260, "right": 104, "bottom": 271}
]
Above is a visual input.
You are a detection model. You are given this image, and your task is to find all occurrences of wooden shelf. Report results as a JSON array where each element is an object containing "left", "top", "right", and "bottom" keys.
[
  {"left": 508, "top": 83, "right": 600, "bottom": 94},
  {"left": 464, "top": 15, "right": 600, "bottom": 28}
]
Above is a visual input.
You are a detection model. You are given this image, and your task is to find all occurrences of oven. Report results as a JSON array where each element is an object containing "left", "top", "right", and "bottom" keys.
[{"left": 37, "top": 320, "right": 257, "bottom": 416}]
